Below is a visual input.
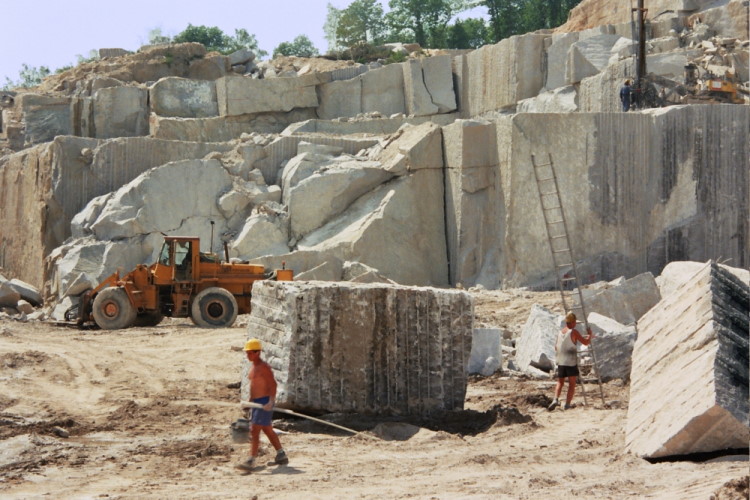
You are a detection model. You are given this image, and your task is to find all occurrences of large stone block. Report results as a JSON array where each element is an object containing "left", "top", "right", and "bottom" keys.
[
  {"left": 566, "top": 34, "right": 623, "bottom": 84},
  {"left": 92, "top": 86, "right": 149, "bottom": 138},
  {"left": 442, "top": 119, "right": 501, "bottom": 288},
  {"left": 149, "top": 77, "right": 218, "bottom": 118},
  {"left": 583, "top": 272, "right": 661, "bottom": 325},
  {"left": 216, "top": 75, "right": 322, "bottom": 116},
  {"left": 469, "top": 328, "right": 503, "bottom": 376},
  {"left": 515, "top": 304, "right": 558, "bottom": 373},
  {"left": 587, "top": 312, "right": 637, "bottom": 381},
  {"left": 545, "top": 32, "right": 579, "bottom": 90},
  {"left": 288, "top": 159, "right": 393, "bottom": 239},
  {"left": 317, "top": 78, "right": 361, "bottom": 120},
  {"left": 626, "top": 262, "right": 749, "bottom": 458},
  {"left": 517, "top": 86, "right": 578, "bottom": 113},
  {"left": 403, "top": 55, "right": 456, "bottom": 116},
  {"left": 458, "top": 33, "right": 548, "bottom": 117},
  {"left": 242, "top": 281, "right": 474, "bottom": 415},
  {"left": 17, "top": 94, "right": 72, "bottom": 146},
  {"left": 362, "top": 63, "right": 406, "bottom": 116}
]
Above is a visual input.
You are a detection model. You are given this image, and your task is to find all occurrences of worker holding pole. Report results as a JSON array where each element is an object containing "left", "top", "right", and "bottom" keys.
[
  {"left": 236, "top": 338, "right": 288, "bottom": 471},
  {"left": 548, "top": 312, "right": 594, "bottom": 411}
]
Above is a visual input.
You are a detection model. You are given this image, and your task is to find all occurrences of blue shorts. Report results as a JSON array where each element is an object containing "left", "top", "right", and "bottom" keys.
[{"left": 250, "top": 396, "right": 273, "bottom": 426}]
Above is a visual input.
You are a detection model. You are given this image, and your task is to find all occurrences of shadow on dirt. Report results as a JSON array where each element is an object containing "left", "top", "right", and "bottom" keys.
[{"left": 274, "top": 403, "right": 533, "bottom": 438}]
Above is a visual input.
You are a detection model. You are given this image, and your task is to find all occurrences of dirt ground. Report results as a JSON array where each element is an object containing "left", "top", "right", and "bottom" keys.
[{"left": 0, "top": 290, "right": 747, "bottom": 499}]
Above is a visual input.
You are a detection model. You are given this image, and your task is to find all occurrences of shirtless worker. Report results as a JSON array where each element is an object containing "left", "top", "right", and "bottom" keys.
[
  {"left": 548, "top": 312, "right": 594, "bottom": 411},
  {"left": 237, "top": 338, "right": 288, "bottom": 471}
]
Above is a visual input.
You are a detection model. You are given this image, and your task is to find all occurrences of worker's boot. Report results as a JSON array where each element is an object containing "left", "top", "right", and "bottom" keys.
[
  {"left": 236, "top": 457, "right": 256, "bottom": 471},
  {"left": 274, "top": 449, "right": 289, "bottom": 465},
  {"left": 547, "top": 399, "right": 559, "bottom": 411}
]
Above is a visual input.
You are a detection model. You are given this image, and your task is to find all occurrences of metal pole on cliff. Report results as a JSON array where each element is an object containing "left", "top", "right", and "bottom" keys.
[{"left": 634, "top": 0, "right": 648, "bottom": 108}]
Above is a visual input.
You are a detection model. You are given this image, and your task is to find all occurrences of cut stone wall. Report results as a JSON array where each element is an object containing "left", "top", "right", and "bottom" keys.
[
  {"left": 242, "top": 281, "right": 474, "bottom": 415},
  {"left": 486, "top": 105, "right": 748, "bottom": 287},
  {"left": 457, "top": 33, "right": 548, "bottom": 117},
  {"left": 625, "top": 262, "right": 749, "bottom": 458}
]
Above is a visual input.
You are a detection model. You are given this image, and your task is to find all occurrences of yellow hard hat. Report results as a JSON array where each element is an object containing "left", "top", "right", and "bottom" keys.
[
  {"left": 565, "top": 312, "right": 577, "bottom": 323},
  {"left": 243, "top": 338, "right": 262, "bottom": 351}
]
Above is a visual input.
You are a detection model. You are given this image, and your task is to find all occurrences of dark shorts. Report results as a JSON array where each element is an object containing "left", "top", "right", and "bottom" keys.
[
  {"left": 250, "top": 396, "right": 273, "bottom": 426},
  {"left": 557, "top": 365, "right": 579, "bottom": 378}
]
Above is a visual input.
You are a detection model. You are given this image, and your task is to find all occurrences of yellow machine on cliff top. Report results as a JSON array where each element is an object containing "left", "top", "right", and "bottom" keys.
[{"left": 69, "top": 236, "right": 292, "bottom": 330}]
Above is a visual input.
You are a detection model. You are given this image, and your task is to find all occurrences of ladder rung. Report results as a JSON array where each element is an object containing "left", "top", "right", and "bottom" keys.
[
  {"left": 560, "top": 277, "right": 577, "bottom": 282},
  {"left": 550, "top": 235, "right": 567, "bottom": 240},
  {"left": 547, "top": 219, "right": 564, "bottom": 224},
  {"left": 543, "top": 205, "right": 561, "bottom": 210},
  {"left": 540, "top": 190, "right": 559, "bottom": 196},
  {"left": 552, "top": 249, "right": 571, "bottom": 254}
]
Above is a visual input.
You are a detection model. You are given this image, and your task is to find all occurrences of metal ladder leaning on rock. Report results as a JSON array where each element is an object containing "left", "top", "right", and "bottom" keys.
[{"left": 531, "top": 153, "right": 606, "bottom": 406}]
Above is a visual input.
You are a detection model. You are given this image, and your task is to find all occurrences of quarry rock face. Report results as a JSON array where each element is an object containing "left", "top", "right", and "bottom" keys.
[
  {"left": 626, "top": 262, "right": 749, "bottom": 458},
  {"left": 242, "top": 281, "right": 473, "bottom": 415}
]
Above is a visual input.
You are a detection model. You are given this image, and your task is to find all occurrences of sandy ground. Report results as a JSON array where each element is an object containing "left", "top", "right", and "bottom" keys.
[{"left": 0, "top": 290, "right": 747, "bottom": 499}]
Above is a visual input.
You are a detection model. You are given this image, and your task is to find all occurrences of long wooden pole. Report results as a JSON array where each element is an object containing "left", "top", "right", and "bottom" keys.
[{"left": 240, "top": 401, "right": 380, "bottom": 440}]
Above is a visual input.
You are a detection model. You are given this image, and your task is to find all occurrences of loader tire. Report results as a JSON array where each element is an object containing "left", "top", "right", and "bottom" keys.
[
  {"left": 92, "top": 287, "right": 136, "bottom": 330},
  {"left": 134, "top": 312, "right": 164, "bottom": 327},
  {"left": 191, "top": 287, "right": 238, "bottom": 328}
]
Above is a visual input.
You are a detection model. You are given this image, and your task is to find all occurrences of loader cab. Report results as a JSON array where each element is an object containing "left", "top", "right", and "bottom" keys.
[{"left": 154, "top": 237, "right": 199, "bottom": 283}]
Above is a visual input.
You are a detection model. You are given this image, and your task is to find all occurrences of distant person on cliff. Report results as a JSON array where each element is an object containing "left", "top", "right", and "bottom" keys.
[
  {"left": 237, "top": 338, "right": 288, "bottom": 471},
  {"left": 548, "top": 312, "right": 594, "bottom": 411},
  {"left": 620, "top": 79, "right": 633, "bottom": 111}
]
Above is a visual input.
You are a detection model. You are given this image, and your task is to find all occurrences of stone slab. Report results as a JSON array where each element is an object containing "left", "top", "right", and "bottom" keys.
[
  {"left": 216, "top": 75, "right": 321, "bottom": 116},
  {"left": 625, "top": 262, "right": 749, "bottom": 458},
  {"left": 242, "top": 281, "right": 474, "bottom": 415},
  {"left": 149, "top": 77, "right": 218, "bottom": 118},
  {"left": 469, "top": 328, "right": 503, "bottom": 376}
]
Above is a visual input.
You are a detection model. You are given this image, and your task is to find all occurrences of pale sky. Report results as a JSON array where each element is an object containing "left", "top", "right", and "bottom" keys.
[{"left": 3, "top": 0, "right": 487, "bottom": 86}]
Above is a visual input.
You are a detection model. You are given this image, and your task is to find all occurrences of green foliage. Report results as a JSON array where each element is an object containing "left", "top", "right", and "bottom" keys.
[
  {"left": 328, "top": 42, "right": 392, "bottom": 64},
  {"left": 173, "top": 24, "right": 228, "bottom": 52},
  {"left": 481, "top": 0, "right": 583, "bottom": 43},
  {"left": 76, "top": 49, "right": 99, "bottom": 65},
  {"left": 384, "top": 50, "right": 408, "bottom": 64},
  {"left": 230, "top": 28, "right": 268, "bottom": 58},
  {"left": 2, "top": 64, "right": 51, "bottom": 90},
  {"left": 447, "top": 18, "right": 490, "bottom": 49},
  {"left": 323, "top": 3, "right": 343, "bottom": 52},
  {"left": 172, "top": 25, "right": 267, "bottom": 58},
  {"left": 273, "top": 35, "right": 320, "bottom": 58},
  {"left": 148, "top": 27, "right": 171, "bottom": 45},
  {"left": 336, "top": 0, "right": 386, "bottom": 47},
  {"left": 387, "top": 0, "right": 469, "bottom": 48}
]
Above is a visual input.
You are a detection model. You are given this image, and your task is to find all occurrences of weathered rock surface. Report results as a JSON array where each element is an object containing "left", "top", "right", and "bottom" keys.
[
  {"left": 626, "top": 262, "right": 749, "bottom": 458},
  {"left": 242, "top": 280, "right": 473, "bottom": 415}
]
